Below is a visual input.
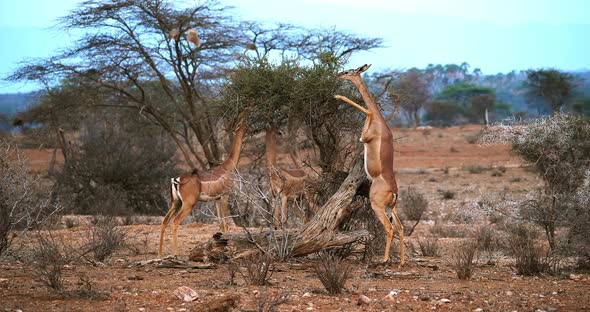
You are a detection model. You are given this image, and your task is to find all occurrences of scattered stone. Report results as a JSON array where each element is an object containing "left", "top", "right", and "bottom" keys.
[
  {"left": 173, "top": 286, "right": 199, "bottom": 302},
  {"left": 473, "top": 308, "right": 483, "bottom": 312},
  {"left": 127, "top": 275, "right": 144, "bottom": 281},
  {"left": 384, "top": 294, "right": 396, "bottom": 302},
  {"left": 439, "top": 298, "right": 451, "bottom": 304},
  {"left": 357, "top": 295, "right": 371, "bottom": 305},
  {"left": 138, "top": 308, "right": 146, "bottom": 312},
  {"left": 389, "top": 289, "right": 401, "bottom": 296},
  {"left": 136, "top": 259, "right": 161, "bottom": 266},
  {"left": 178, "top": 308, "right": 187, "bottom": 312},
  {"left": 0, "top": 278, "right": 8, "bottom": 288},
  {"left": 368, "top": 287, "right": 376, "bottom": 292},
  {"left": 506, "top": 291, "right": 513, "bottom": 296},
  {"left": 419, "top": 295, "right": 430, "bottom": 301},
  {"left": 166, "top": 307, "right": 174, "bottom": 311},
  {"left": 115, "top": 258, "right": 126, "bottom": 264},
  {"left": 302, "top": 292, "right": 312, "bottom": 298},
  {"left": 569, "top": 274, "right": 581, "bottom": 281}
]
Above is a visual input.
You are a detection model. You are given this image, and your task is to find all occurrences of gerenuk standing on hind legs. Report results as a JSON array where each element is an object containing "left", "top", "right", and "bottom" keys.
[{"left": 335, "top": 64, "right": 404, "bottom": 267}]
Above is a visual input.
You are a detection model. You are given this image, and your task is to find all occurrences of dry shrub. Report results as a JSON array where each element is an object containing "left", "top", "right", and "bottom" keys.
[
  {"left": 451, "top": 239, "right": 479, "bottom": 280},
  {"left": 474, "top": 227, "right": 499, "bottom": 253},
  {"left": 83, "top": 215, "right": 127, "bottom": 262},
  {"left": 1, "top": 139, "right": 62, "bottom": 259},
  {"left": 466, "top": 132, "right": 481, "bottom": 144},
  {"left": 491, "top": 170, "right": 504, "bottom": 177},
  {"left": 30, "top": 232, "right": 70, "bottom": 290},
  {"left": 256, "top": 289, "right": 290, "bottom": 312},
  {"left": 464, "top": 164, "right": 490, "bottom": 174},
  {"left": 237, "top": 253, "right": 275, "bottom": 286},
  {"left": 417, "top": 236, "right": 441, "bottom": 257},
  {"left": 400, "top": 187, "right": 428, "bottom": 236},
  {"left": 505, "top": 223, "right": 549, "bottom": 275},
  {"left": 430, "top": 223, "right": 466, "bottom": 238},
  {"left": 312, "top": 251, "right": 351, "bottom": 295},
  {"left": 440, "top": 189, "right": 455, "bottom": 200}
]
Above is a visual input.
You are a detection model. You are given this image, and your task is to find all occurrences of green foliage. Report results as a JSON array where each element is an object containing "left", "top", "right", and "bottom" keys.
[
  {"left": 436, "top": 82, "right": 496, "bottom": 124},
  {"left": 525, "top": 69, "right": 575, "bottom": 114},
  {"left": 222, "top": 57, "right": 301, "bottom": 131}
]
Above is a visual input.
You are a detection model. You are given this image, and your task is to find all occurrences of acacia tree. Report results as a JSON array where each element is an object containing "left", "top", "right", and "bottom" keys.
[
  {"left": 437, "top": 83, "right": 496, "bottom": 125},
  {"left": 525, "top": 69, "right": 575, "bottom": 115},
  {"left": 8, "top": 0, "right": 253, "bottom": 169},
  {"left": 389, "top": 68, "right": 431, "bottom": 127}
]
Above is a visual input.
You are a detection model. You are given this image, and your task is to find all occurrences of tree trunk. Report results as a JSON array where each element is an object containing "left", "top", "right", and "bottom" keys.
[
  {"left": 290, "top": 156, "right": 368, "bottom": 256},
  {"left": 202, "top": 156, "right": 369, "bottom": 259},
  {"left": 483, "top": 107, "right": 489, "bottom": 126}
]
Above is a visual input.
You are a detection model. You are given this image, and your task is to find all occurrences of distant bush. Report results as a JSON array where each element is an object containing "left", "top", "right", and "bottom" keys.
[
  {"left": 400, "top": 187, "right": 428, "bottom": 236},
  {"left": 55, "top": 110, "right": 177, "bottom": 215},
  {"left": 417, "top": 236, "right": 441, "bottom": 257},
  {"left": 464, "top": 164, "right": 490, "bottom": 174},
  {"left": 440, "top": 190, "right": 455, "bottom": 200}
]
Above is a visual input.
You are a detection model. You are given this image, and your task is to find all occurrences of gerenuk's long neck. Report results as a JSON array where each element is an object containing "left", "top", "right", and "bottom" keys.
[
  {"left": 265, "top": 128, "right": 278, "bottom": 168},
  {"left": 223, "top": 116, "right": 247, "bottom": 171},
  {"left": 349, "top": 76, "right": 386, "bottom": 122}
]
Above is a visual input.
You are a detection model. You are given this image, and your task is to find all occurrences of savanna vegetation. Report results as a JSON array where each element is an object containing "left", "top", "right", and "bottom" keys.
[{"left": 1, "top": 0, "right": 589, "bottom": 310}]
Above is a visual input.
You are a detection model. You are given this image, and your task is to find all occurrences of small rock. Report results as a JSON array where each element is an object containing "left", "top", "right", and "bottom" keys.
[
  {"left": 138, "top": 308, "right": 146, "bottom": 312},
  {"left": 127, "top": 275, "right": 144, "bottom": 281},
  {"left": 506, "top": 291, "right": 513, "bottom": 296},
  {"left": 368, "top": 287, "right": 376, "bottom": 292},
  {"left": 115, "top": 258, "right": 126, "bottom": 264},
  {"left": 178, "top": 309, "right": 187, "bottom": 312},
  {"left": 473, "top": 308, "right": 483, "bottom": 312},
  {"left": 173, "top": 286, "right": 199, "bottom": 302},
  {"left": 302, "top": 292, "right": 312, "bottom": 298},
  {"left": 166, "top": 308, "right": 174, "bottom": 311},
  {"left": 419, "top": 295, "right": 430, "bottom": 301},
  {"left": 569, "top": 274, "right": 581, "bottom": 281},
  {"left": 0, "top": 278, "right": 8, "bottom": 288},
  {"left": 439, "top": 298, "right": 451, "bottom": 304},
  {"left": 357, "top": 295, "right": 371, "bottom": 305},
  {"left": 389, "top": 289, "right": 401, "bottom": 296},
  {"left": 384, "top": 294, "right": 396, "bottom": 302}
]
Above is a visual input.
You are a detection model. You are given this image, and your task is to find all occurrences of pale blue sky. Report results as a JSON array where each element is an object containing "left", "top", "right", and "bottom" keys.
[{"left": 1, "top": 0, "right": 588, "bottom": 93}]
